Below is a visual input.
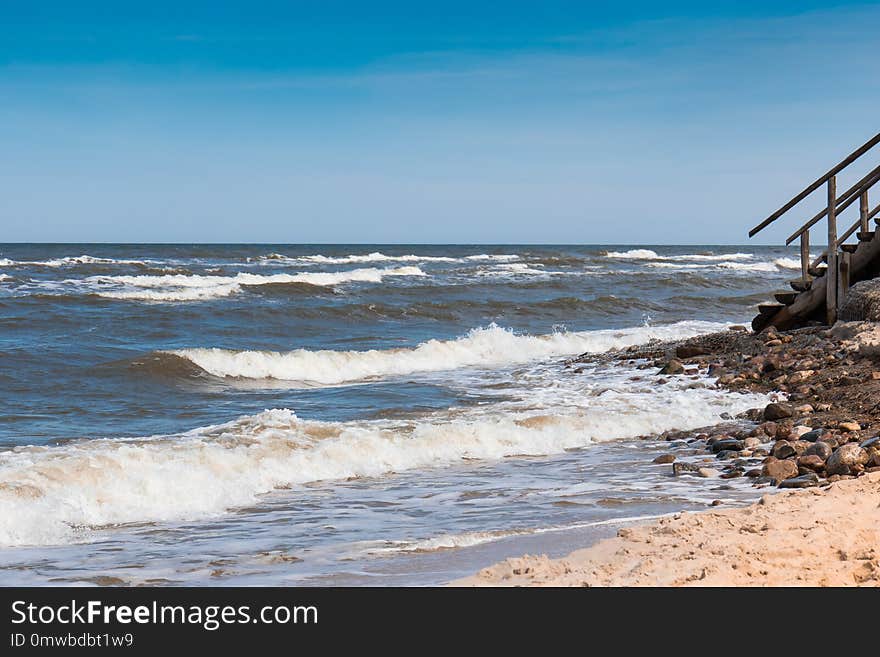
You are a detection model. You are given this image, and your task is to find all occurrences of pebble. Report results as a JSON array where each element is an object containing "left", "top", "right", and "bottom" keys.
[
  {"left": 697, "top": 467, "right": 719, "bottom": 478},
  {"left": 838, "top": 421, "right": 861, "bottom": 433},
  {"left": 711, "top": 439, "right": 744, "bottom": 453},
  {"left": 652, "top": 454, "right": 676, "bottom": 464},
  {"left": 742, "top": 436, "right": 762, "bottom": 450},
  {"left": 657, "top": 359, "right": 685, "bottom": 375},
  {"left": 771, "top": 441, "right": 798, "bottom": 459},
  {"left": 825, "top": 443, "right": 869, "bottom": 476},
  {"left": 796, "top": 454, "right": 825, "bottom": 471},
  {"left": 763, "top": 402, "right": 793, "bottom": 421},
  {"left": 778, "top": 473, "right": 820, "bottom": 488},
  {"left": 805, "top": 441, "right": 833, "bottom": 460},
  {"left": 762, "top": 459, "right": 799, "bottom": 481}
]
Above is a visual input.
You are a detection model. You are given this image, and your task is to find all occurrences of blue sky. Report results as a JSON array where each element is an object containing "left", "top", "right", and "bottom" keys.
[{"left": 1, "top": 1, "right": 879, "bottom": 244}]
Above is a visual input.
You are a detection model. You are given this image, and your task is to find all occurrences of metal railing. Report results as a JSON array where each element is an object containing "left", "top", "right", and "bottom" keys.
[{"left": 749, "top": 131, "right": 880, "bottom": 323}]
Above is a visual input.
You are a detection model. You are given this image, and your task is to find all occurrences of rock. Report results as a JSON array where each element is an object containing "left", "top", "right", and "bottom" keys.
[
  {"left": 838, "top": 376, "right": 861, "bottom": 386},
  {"left": 652, "top": 454, "right": 676, "bottom": 464},
  {"left": 765, "top": 339, "right": 783, "bottom": 347},
  {"left": 800, "top": 428, "right": 825, "bottom": 442},
  {"left": 743, "top": 436, "right": 762, "bottom": 450},
  {"left": 763, "top": 403, "right": 793, "bottom": 421},
  {"left": 672, "top": 461, "right": 701, "bottom": 476},
  {"left": 825, "top": 443, "right": 869, "bottom": 476},
  {"left": 675, "top": 345, "right": 709, "bottom": 358},
  {"left": 771, "top": 440, "right": 798, "bottom": 459},
  {"left": 778, "top": 473, "right": 820, "bottom": 488},
  {"left": 697, "top": 467, "right": 719, "bottom": 478},
  {"left": 805, "top": 442, "right": 833, "bottom": 460},
  {"left": 711, "top": 439, "right": 744, "bottom": 453},
  {"left": 860, "top": 435, "right": 880, "bottom": 451},
  {"left": 838, "top": 421, "right": 861, "bottom": 433},
  {"left": 729, "top": 325, "right": 747, "bottom": 332},
  {"left": 797, "top": 454, "right": 826, "bottom": 471},
  {"left": 762, "top": 459, "right": 799, "bottom": 481},
  {"left": 788, "top": 370, "right": 814, "bottom": 383},
  {"left": 791, "top": 425, "right": 812, "bottom": 438},
  {"left": 859, "top": 437, "right": 880, "bottom": 465},
  {"left": 657, "top": 359, "right": 685, "bottom": 375},
  {"left": 759, "top": 421, "right": 778, "bottom": 437},
  {"left": 745, "top": 468, "right": 763, "bottom": 478},
  {"left": 794, "top": 404, "right": 814, "bottom": 414}
]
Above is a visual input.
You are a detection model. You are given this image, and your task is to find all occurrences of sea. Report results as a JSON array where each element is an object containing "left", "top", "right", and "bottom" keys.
[{"left": 0, "top": 244, "right": 801, "bottom": 585}]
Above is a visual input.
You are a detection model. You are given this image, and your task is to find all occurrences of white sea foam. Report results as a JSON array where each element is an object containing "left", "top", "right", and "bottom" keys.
[
  {"left": 86, "top": 266, "right": 426, "bottom": 301},
  {"left": 0, "top": 255, "right": 148, "bottom": 267},
  {"left": 463, "top": 254, "right": 520, "bottom": 261},
  {"left": 772, "top": 257, "right": 803, "bottom": 270},
  {"left": 606, "top": 250, "right": 756, "bottom": 263},
  {"left": 0, "top": 274, "right": 10, "bottom": 282},
  {"left": 649, "top": 261, "right": 783, "bottom": 273},
  {"left": 0, "top": 373, "right": 768, "bottom": 546},
  {"left": 367, "top": 513, "right": 677, "bottom": 554},
  {"left": 169, "top": 320, "right": 728, "bottom": 384},
  {"left": 603, "top": 249, "right": 660, "bottom": 259},
  {"left": 299, "top": 252, "right": 458, "bottom": 264},
  {"left": 668, "top": 252, "right": 753, "bottom": 261}
]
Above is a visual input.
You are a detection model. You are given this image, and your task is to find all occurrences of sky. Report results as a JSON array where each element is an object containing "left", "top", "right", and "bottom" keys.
[{"left": 1, "top": 1, "right": 879, "bottom": 244}]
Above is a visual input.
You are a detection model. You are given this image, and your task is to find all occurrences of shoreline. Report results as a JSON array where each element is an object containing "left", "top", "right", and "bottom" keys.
[{"left": 456, "top": 321, "right": 880, "bottom": 586}]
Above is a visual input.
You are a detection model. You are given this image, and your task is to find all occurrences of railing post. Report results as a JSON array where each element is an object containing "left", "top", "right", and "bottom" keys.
[
  {"left": 826, "top": 175, "right": 838, "bottom": 324},
  {"left": 861, "top": 190, "right": 870, "bottom": 233},
  {"left": 839, "top": 250, "right": 851, "bottom": 305},
  {"left": 800, "top": 230, "right": 810, "bottom": 282}
]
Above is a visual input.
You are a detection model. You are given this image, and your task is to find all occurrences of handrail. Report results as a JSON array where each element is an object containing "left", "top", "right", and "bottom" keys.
[
  {"left": 749, "top": 131, "right": 880, "bottom": 237},
  {"left": 786, "top": 164, "right": 880, "bottom": 244},
  {"left": 808, "top": 200, "right": 880, "bottom": 269}
]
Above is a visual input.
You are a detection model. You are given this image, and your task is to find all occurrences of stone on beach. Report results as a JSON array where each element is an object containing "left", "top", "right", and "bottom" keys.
[
  {"left": 825, "top": 444, "right": 869, "bottom": 476},
  {"left": 763, "top": 403, "right": 793, "bottom": 421},
  {"left": 761, "top": 458, "right": 799, "bottom": 482},
  {"left": 657, "top": 359, "right": 685, "bottom": 375}
]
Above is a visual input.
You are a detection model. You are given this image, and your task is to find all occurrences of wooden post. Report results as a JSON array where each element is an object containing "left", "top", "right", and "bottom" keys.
[
  {"left": 839, "top": 250, "right": 851, "bottom": 308},
  {"left": 800, "top": 230, "right": 810, "bottom": 282},
  {"left": 826, "top": 176, "right": 838, "bottom": 324},
  {"left": 860, "top": 190, "right": 870, "bottom": 233}
]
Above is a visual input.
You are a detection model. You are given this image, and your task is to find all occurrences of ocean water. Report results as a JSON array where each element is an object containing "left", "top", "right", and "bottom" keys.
[{"left": 0, "top": 244, "right": 800, "bottom": 585}]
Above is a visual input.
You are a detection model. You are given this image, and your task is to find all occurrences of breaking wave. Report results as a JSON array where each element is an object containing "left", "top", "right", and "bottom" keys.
[
  {"left": 167, "top": 320, "right": 728, "bottom": 385},
  {"left": 86, "top": 266, "right": 426, "bottom": 301},
  {"left": 0, "top": 373, "right": 767, "bottom": 546}
]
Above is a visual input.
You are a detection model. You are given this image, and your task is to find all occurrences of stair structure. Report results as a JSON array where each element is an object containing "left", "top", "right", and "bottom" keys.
[{"left": 750, "top": 132, "right": 880, "bottom": 332}]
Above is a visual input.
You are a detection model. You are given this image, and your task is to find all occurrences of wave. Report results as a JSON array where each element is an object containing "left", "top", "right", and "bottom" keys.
[
  {"left": 772, "top": 257, "right": 804, "bottom": 270},
  {"left": 668, "top": 252, "right": 753, "bottom": 261},
  {"left": 0, "top": 274, "right": 10, "bottom": 282},
  {"left": 0, "top": 374, "right": 767, "bottom": 546},
  {"left": 603, "top": 249, "right": 660, "bottom": 259},
  {"left": 604, "top": 249, "right": 756, "bottom": 263},
  {"left": 166, "top": 320, "right": 727, "bottom": 385},
  {"left": 86, "top": 266, "right": 426, "bottom": 301},
  {"left": 649, "top": 261, "right": 782, "bottom": 273},
  {"left": 248, "top": 252, "right": 517, "bottom": 265},
  {"left": 367, "top": 513, "right": 676, "bottom": 554},
  {"left": 0, "top": 255, "right": 149, "bottom": 268},
  {"left": 463, "top": 254, "right": 520, "bottom": 262},
  {"left": 299, "top": 252, "right": 458, "bottom": 264}
]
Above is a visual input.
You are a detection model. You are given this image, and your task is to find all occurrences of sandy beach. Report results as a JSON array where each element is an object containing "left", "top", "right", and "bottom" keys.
[
  {"left": 458, "top": 471, "right": 880, "bottom": 586},
  {"left": 459, "top": 318, "right": 880, "bottom": 586}
]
